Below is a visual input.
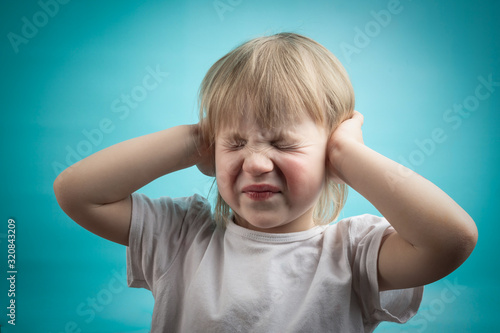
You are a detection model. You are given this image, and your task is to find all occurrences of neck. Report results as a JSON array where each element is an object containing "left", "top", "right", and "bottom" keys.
[{"left": 233, "top": 209, "right": 316, "bottom": 233}]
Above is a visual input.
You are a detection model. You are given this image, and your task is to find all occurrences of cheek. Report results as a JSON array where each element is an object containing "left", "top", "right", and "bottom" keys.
[
  {"left": 280, "top": 154, "right": 326, "bottom": 198},
  {"left": 215, "top": 151, "right": 242, "bottom": 196}
]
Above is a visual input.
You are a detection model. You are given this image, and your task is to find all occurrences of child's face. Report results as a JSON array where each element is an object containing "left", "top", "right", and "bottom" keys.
[{"left": 215, "top": 114, "right": 329, "bottom": 233}]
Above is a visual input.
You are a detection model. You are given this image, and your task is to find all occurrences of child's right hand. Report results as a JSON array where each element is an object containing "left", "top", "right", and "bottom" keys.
[{"left": 194, "top": 122, "right": 215, "bottom": 177}]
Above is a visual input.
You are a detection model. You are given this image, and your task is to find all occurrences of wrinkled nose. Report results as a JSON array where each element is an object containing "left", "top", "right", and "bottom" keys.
[{"left": 242, "top": 151, "right": 274, "bottom": 176}]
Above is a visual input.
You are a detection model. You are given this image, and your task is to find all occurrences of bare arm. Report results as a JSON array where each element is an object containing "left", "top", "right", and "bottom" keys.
[
  {"left": 328, "top": 111, "right": 478, "bottom": 291},
  {"left": 53, "top": 124, "right": 211, "bottom": 246}
]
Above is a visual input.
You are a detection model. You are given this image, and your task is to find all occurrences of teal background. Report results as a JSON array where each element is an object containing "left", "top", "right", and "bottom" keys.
[{"left": 1, "top": 0, "right": 498, "bottom": 332}]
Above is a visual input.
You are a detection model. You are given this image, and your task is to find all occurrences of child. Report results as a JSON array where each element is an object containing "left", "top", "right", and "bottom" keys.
[{"left": 54, "top": 32, "right": 477, "bottom": 332}]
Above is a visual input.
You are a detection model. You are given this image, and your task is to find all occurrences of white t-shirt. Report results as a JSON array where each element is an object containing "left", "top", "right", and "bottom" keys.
[{"left": 127, "top": 193, "right": 423, "bottom": 332}]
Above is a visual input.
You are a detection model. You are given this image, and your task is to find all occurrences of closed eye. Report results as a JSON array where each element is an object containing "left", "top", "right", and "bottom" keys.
[
  {"left": 271, "top": 141, "right": 299, "bottom": 150},
  {"left": 226, "top": 140, "right": 246, "bottom": 150}
]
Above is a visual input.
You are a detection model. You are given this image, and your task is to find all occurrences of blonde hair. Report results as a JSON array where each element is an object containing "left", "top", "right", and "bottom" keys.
[{"left": 198, "top": 32, "right": 355, "bottom": 228}]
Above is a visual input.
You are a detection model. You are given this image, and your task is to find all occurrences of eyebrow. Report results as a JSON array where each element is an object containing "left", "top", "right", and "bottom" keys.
[
  {"left": 219, "top": 129, "right": 298, "bottom": 141},
  {"left": 219, "top": 131, "right": 245, "bottom": 141}
]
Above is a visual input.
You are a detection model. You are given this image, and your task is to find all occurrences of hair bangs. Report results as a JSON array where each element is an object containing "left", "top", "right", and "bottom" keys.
[{"left": 200, "top": 35, "right": 329, "bottom": 144}]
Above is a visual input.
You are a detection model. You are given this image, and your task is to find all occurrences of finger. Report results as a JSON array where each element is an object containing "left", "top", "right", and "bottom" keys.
[{"left": 352, "top": 110, "right": 364, "bottom": 126}]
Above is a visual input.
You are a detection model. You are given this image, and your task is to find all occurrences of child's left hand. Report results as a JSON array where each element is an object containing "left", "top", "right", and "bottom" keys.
[
  {"left": 325, "top": 109, "right": 477, "bottom": 292},
  {"left": 327, "top": 110, "right": 365, "bottom": 183}
]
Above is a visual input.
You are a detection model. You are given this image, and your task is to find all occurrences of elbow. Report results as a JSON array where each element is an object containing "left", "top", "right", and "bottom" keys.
[
  {"left": 53, "top": 173, "right": 63, "bottom": 200},
  {"left": 442, "top": 215, "right": 478, "bottom": 270},
  {"left": 53, "top": 171, "right": 66, "bottom": 203},
  {"left": 457, "top": 215, "right": 478, "bottom": 260},
  {"left": 53, "top": 170, "right": 76, "bottom": 214}
]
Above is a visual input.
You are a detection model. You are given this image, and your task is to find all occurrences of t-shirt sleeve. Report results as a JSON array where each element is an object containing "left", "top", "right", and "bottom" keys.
[
  {"left": 348, "top": 214, "right": 424, "bottom": 324},
  {"left": 126, "top": 192, "right": 213, "bottom": 291}
]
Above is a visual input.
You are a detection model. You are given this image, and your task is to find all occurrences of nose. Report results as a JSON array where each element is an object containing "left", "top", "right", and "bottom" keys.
[{"left": 242, "top": 151, "right": 274, "bottom": 176}]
